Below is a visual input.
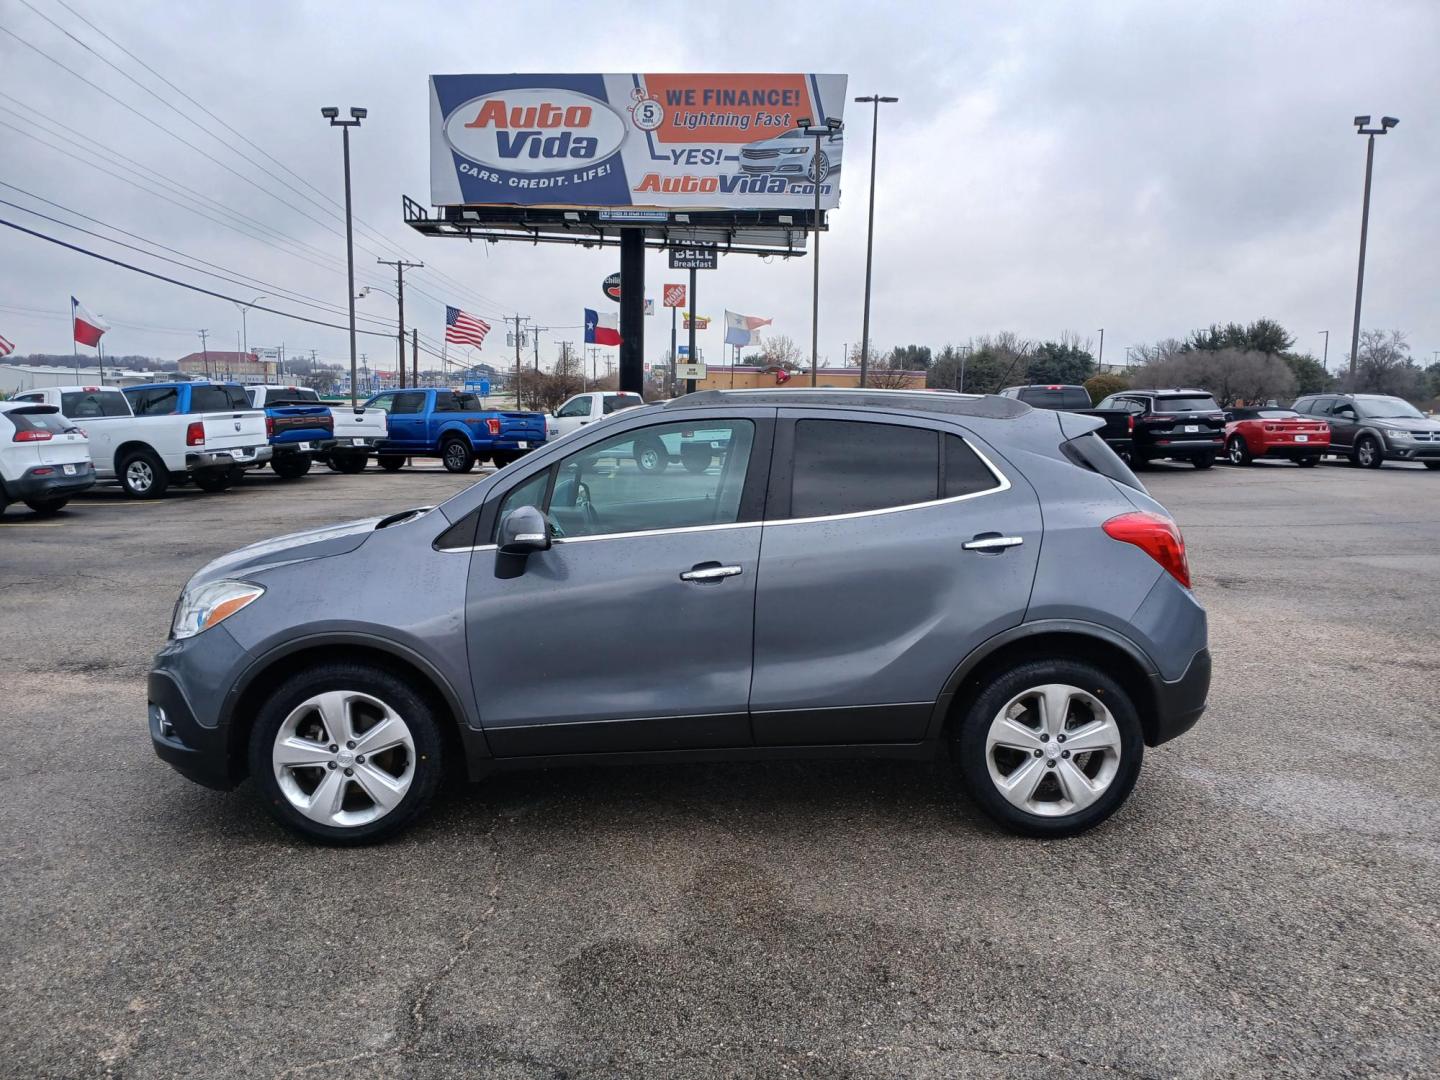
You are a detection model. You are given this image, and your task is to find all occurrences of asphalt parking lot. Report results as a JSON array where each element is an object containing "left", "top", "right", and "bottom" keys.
[{"left": 2, "top": 457, "right": 1438, "bottom": 1079}]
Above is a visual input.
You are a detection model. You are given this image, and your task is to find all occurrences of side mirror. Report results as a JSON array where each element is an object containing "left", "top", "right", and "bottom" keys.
[{"left": 497, "top": 505, "right": 550, "bottom": 555}]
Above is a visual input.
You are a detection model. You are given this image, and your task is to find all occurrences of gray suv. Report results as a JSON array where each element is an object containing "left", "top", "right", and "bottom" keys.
[
  {"left": 1292, "top": 393, "right": 1440, "bottom": 469},
  {"left": 149, "top": 390, "right": 1210, "bottom": 844}
]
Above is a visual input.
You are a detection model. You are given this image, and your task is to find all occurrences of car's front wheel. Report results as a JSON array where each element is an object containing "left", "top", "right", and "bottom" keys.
[
  {"left": 1355, "top": 436, "right": 1383, "bottom": 469},
  {"left": 1192, "top": 451, "right": 1215, "bottom": 470},
  {"left": 954, "top": 659, "right": 1144, "bottom": 837},
  {"left": 248, "top": 663, "right": 445, "bottom": 845},
  {"left": 119, "top": 449, "right": 168, "bottom": 499}
]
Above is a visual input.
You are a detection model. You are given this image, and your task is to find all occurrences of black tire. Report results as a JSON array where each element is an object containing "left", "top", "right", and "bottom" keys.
[
  {"left": 1129, "top": 455, "right": 1151, "bottom": 471},
  {"left": 1192, "top": 452, "right": 1215, "bottom": 470},
  {"left": 490, "top": 450, "right": 519, "bottom": 469},
  {"left": 328, "top": 453, "right": 369, "bottom": 474},
  {"left": 377, "top": 456, "right": 405, "bottom": 472},
  {"left": 441, "top": 438, "right": 475, "bottom": 473},
  {"left": 1226, "top": 435, "right": 1252, "bottom": 466},
  {"left": 953, "top": 658, "right": 1144, "bottom": 838},
  {"left": 272, "top": 455, "right": 312, "bottom": 480},
  {"left": 1297, "top": 456, "right": 1319, "bottom": 468},
  {"left": 192, "top": 468, "right": 234, "bottom": 493},
  {"left": 633, "top": 435, "right": 668, "bottom": 474},
  {"left": 1355, "top": 436, "right": 1383, "bottom": 469},
  {"left": 1425, "top": 461, "right": 1440, "bottom": 471},
  {"left": 24, "top": 497, "right": 68, "bottom": 515},
  {"left": 118, "top": 448, "right": 169, "bottom": 499},
  {"left": 247, "top": 662, "right": 446, "bottom": 845},
  {"left": 680, "top": 444, "right": 713, "bottom": 474}
]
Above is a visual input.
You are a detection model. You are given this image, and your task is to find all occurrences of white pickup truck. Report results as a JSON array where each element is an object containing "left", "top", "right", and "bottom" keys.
[
  {"left": 245, "top": 385, "right": 387, "bottom": 474},
  {"left": 12, "top": 383, "right": 271, "bottom": 498},
  {"left": 547, "top": 390, "right": 645, "bottom": 441}
]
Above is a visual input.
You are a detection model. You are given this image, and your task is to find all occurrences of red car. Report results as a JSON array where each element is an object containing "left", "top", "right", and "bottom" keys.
[{"left": 1224, "top": 407, "right": 1330, "bottom": 466}]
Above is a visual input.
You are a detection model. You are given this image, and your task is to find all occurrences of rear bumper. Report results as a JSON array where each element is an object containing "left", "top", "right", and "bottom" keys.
[
  {"left": 186, "top": 444, "right": 272, "bottom": 469},
  {"left": 1257, "top": 442, "right": 1328, "bottom": 456},
  {"left": 1144, "top": 437, "right": 1224, "bottom": 456},
  {"left": 273, "top": 438, "right": 338, "bottom": 457},
  {"left": 1147, "top": 648, "right": 1211, "bottom": 745},
  {"left": 3, "top": 461, "right": 96, "bottom": 500}
]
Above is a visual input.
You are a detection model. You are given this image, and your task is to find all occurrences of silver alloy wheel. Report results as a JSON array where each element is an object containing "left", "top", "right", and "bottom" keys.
[
  {"left": 126, "top": 458, "right": 154, "bottom": 492},
  {"left": 985, "top": 683, "right": 1123, "bottom": 817},
  {"left": 1356, "top": 439, "right": 1377, "bottom": 467},
  {"left": 272, "top": 690, "right": 416, "bottom": 829},
  {"left": 1228, "top": 437, "right": 1247, "bottom": 465},
  {"left": 638, "top": 446, "right": 661, "bottom": 470},
  {"left": 444, "top": 441, "right": 468, "bottom": 469}
]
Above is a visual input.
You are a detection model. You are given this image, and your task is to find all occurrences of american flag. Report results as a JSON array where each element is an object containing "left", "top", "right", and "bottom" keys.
[
  {"left": 445, "top": 305, "right": 491, "bottom": 348},
  {"left": 0, "top": 332, "right": 14, "bottom": 357}
]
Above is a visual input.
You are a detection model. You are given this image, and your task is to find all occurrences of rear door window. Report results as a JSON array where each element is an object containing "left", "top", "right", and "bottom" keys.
[
  {"left": 125, "top": 387, "right": 179, "bottom": 416},
  {"left": 60, "top": 390, "right": 130, "bottom": 418},
  {"left": 191, "top": 385, "right": 251, "bottom": 411},
  {"left": 603, "top": 394, "right": 641, "bottom": 415},
  {"left": 389, "top": 392, "right": 427, "bottom": 415},
  {"left": 790, "top": 419, "right": 938, "bottom": 518}
]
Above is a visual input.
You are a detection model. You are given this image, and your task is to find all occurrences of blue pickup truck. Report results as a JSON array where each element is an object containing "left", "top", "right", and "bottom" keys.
[
  {"left": 361, "top": 388, "right": 547, "bottom": 472},
  {"left": 244, "top": 385, "right": 337, "bottom": 479}
]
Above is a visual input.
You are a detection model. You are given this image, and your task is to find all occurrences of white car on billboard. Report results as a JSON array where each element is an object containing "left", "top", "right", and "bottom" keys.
[{"left": 738, "top": 128, "right": 844, "bottom": 184}]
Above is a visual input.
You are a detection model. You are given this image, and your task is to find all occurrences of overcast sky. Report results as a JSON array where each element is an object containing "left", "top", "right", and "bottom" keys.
[{"left": 2, "top": 0, "right": 1437, "bottom": 376}]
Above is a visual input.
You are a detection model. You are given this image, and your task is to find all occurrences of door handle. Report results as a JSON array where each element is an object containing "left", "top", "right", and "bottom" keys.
[
  {"left": 680, "top": 563, "right": 743, "bottom": 583},
  {"left": 962, "top": 534, "right": 1024, "bottom": 552}
]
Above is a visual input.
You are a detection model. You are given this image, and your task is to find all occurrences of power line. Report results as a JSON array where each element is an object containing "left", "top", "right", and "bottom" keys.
[{"left": 0, "top": 215, "right": 399, "bottom": 337}]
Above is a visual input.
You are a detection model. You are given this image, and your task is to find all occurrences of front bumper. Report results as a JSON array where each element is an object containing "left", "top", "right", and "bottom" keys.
[
  {"left": 187, "top": 444, "right": 272, "bottom": 470},
  {"left": 3, "top": 461, "right": 96, "bottom": 500},
  {"left": 1147, "top": 648, "right": 1211, "bottom": 745},
  {"left": 148, "top": 623, "right": 250, "bottom": 790},
  {"left": 1385, "top": 442, "right": 1440, "bottom": 460}
]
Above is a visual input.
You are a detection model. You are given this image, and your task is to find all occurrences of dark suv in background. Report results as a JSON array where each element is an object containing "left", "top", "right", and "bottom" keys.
[
  {"left": 998, "top": 385, "right": 1094, "bottom": 411},
  {"left": 1291, "top": 393, "right": 1440, "bottom": 469},
  {"left": 1088, "top": 389, "right": 1226, "bottom": 469}
]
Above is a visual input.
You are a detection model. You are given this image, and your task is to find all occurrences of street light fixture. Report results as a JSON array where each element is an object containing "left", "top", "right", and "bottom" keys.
[
  {"left": 1348, "top": 114, "right": 1397, "bottom": 380},
  {"left": 233, "top": 293, "right": 267, "bottom": 370},
  {"left": 798, "top": 115, "right": 844, "bottom": 385},
  {"left": 323, "top": 105, "right": 366, "bottom": 404},
  {"left": 854, "top": 94, "right": 898, "bottom": 387}
]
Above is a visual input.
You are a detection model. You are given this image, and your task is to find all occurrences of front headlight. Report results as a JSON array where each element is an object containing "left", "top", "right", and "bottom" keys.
[
  {"left": 171, "top": 580, "right": 265, "bottom": 639},
  {"left": 784, "top": 145, "right": 810, "bottom": 154},
  {"left": 1387, "top": 429, "right": 1412, "bottom": 441}
]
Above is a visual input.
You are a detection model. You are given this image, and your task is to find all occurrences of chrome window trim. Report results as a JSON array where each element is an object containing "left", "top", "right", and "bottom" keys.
[{"left": 440, "top": 439, "right": 1012, "bottom": 551}]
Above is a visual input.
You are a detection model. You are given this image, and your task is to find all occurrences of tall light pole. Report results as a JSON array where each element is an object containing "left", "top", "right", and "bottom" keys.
[
  {"left": 1097, "top": 328, "right": 1105, "bottom": 369},
  {"left": 233, "top": 293, "right": 266, "bottom": 372},
  {"left": 1317, "top": 330, "right": 1329, "bottom": 372},
  {"left": 1348, "top": 114, "right": 1397, "bottom": 380},
  {"left": 854, "top": 94, "right": 898, "bottom": 388},
  {"left": 323, "top": 106, "right": 366, "bottom": 404},
  {"left": 799, "top": 115, "right": 844, "bottom": 385}
]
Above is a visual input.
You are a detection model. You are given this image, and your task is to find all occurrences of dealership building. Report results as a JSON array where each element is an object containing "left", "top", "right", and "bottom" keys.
[{"left": 175, "top": 351, "right": 278, "bottom": 381}]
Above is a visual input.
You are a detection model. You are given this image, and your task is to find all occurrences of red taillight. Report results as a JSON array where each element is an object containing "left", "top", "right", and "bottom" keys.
[
  {"left": 1102, "top": 511, "right": 1191, "bottom": 589},
  {"left": 1127, "top": 414, "right": 1135, "bottom": 432},
  {"left": 33, "top": 466, "right": 54, "bottom": 476},
  {"left": 186, "top": 421, "right": 205, "bottom": 446},
  {"left": 486, "top": 418, "right": 501, "bottom": 435},
  {"left": 265, "top": 416, "right": 275, "bottom": 438},
  {"left": 13, "top": 429, "right": 53, "bottom": 442}
]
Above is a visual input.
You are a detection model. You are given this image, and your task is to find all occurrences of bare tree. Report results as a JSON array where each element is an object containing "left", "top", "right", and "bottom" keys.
[
  {"left": 758, "top": 335, "right": 803, "bottom": 371},
  {"left": 867, "top": 349, "right": 918, "bottom": 390},
  {"left": 1347, "top": 329, "right": 1423, "bottom": 398},
  {"left": 1130, "top": 348, "right": 1295, "bottom": 406}
]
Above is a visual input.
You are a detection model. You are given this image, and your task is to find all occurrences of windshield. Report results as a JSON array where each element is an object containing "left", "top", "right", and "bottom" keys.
[
  {"left": 1155, "top": 395, "right": 1220, "bottom": 413},
  {"left": 1356, "top": 397, "right": 1424, "bottom": 420}
]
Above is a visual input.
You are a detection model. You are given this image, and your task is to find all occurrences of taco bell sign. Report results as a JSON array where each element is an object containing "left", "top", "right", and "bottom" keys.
[{"left": 429, "top": 73, "right": 848, "bottom": 210}]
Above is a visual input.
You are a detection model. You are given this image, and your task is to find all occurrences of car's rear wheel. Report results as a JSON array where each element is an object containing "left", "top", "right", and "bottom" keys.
[
  {"left": 954, "top": 659, "right": 1144, "bottom": 837},
  {"left": 680, "top": 444, "right": 713, "bottom": 473},
  {"left": 491, "top": 450, "right": 520, "bottom": 468},
  {"left": 1355, "top": 436, "right": 1383, "bottom": 469},
  {"left": 1192, "top": 452, "right": 1215, "bottom": 470},
  {"left": 441, "top": 438, "right": 475, "bottom": 473},
  {"left": 1297, "top": 456, "right": 1319, "bottom": 468},
  {"left": 376, "top": 456, "right": 405, "bottom": 472},
  {"left": 328, "top": 452, "right": 368, "bottom": 474},
  {"left": 24, "top": 497, "right": 68, "bottom": 515},
  {"left": 192, "top": 468, "right": 234, "bottom": 493},
  {"left": 248, "top": 664, "right": 445, "bottom": 845},
  {"left": 633, "top": 435, "right": 668, "bottom": 474},
  {"left": 119, "top": 449, "right": 168, "bottom": 499},
  {"left": 1226, "top": 436, "right": 1253, "bottom": 466},
  {"left": 272, "top": 455, "right": 312, "bottom": 480}
]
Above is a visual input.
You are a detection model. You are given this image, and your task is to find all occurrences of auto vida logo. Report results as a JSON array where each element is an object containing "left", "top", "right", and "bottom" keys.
[{"left": 444, "top": 88, "right": 627, "bottom": 175}]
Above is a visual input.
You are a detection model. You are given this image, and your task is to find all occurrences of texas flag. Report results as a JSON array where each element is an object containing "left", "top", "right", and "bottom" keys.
[
  {"left": 724, "top": 310, "right": 772, "bottom": 347},
  {"left": 72, "top": 296, "right": 109, "bottom": 348},
  {"left": 584, "top": 307, "right": 621, "bottom": 347}
]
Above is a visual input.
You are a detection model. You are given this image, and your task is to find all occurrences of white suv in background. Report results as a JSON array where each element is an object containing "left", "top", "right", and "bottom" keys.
[
  {"left": 547, "top": 391, "right": 644, "bottom": 441},
  {"left": 0, "top": 401, "right": 95, "bottom": 516}
]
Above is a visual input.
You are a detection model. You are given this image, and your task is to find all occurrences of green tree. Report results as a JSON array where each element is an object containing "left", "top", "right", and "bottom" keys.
[
  {"left": 1027, "top": 340, "right": 1096, "bottom": 385},
  {"left": 1084, "top": 373, "right": 1129, "bottom": 404},
  {"left": 1183, "top": 319, "right": 1295, "bottom": 355},
  {"left": 887, "top": 344, "right": 932, "bottom": 370},
  {"left": 1279, "top": 352, "right": 1334, "bottom": 396}
]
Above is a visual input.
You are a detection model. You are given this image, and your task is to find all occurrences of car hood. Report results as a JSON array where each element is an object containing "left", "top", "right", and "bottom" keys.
[
  {"left": 187, "top": 509, "right": 430, "bottom": 586},
  {"left": 1369, "top": 416, "right": 1440, "bottom": 432}
]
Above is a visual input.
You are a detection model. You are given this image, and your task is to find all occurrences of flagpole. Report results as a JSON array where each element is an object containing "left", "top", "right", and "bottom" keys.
[{"left": 71, "top": 296, "right": 79, "bottom": 381}]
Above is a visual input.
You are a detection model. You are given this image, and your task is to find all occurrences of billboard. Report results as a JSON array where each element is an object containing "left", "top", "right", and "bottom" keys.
[{"left": 430, "top": 74, "right": 848, "bottom": 210}]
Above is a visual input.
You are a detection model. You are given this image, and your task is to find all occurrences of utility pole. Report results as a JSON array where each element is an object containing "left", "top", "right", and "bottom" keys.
[
  {"left": 377, "top": 259, "right": 422, "bottom": 388},
  {"left": 588, "top": 345, "right": 599, "bottom": 389},
  {"left": 1097, "top": 328, "right": 1105, "bottom": 368},
  {"left": 412, "top": 328, "right": 419, "bottom": 388},
  {"left": 198, "top": 329, "right": 210, "bottom": 379},
  {"left": 509, "top": 315, "right": 529, "bottom": 407}
]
